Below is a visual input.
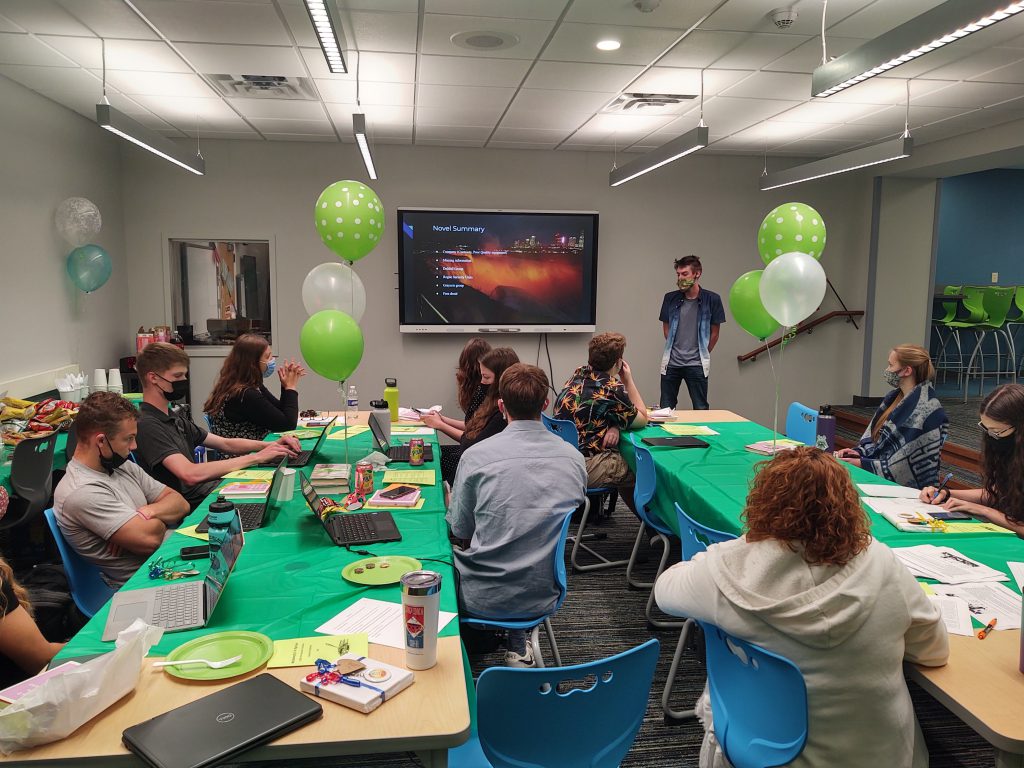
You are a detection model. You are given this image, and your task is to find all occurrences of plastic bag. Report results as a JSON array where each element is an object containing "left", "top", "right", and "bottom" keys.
[{"left": 0, "top": 620, "right": 163, "bottom": 754}]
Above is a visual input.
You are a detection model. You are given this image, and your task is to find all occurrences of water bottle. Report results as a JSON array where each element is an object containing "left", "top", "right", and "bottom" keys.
[
  {"left": 346, "top": 384, "right": 359, "bottom": 410},
  {"left": 815, "top": 404, "right": 836, "bottom": 452},
  {"left": 206, "top": 497, "right": 236, "bottom": 574},
  {"left": 370, "top": 399, "right": 391, "bottom": 445},
  {"left": 383, "top": 378, "right": 399, "bottom": 422}
]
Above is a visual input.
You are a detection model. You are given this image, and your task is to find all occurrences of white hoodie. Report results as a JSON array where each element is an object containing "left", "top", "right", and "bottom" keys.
[{"left": 655, "top": 537, "right": 949, "bottom": 768}]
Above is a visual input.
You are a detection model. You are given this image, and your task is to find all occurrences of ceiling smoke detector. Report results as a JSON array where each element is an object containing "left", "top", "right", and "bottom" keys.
[
  {"left": 451, "top": 30, "right": 520, "bottom": 51},
  {"left": 770, "top": 7, "right": 798, "bottom": 29},
  {"left": 603, "top": 92, "right": 696, "bottom": 115},
  {"left": 633, "top": 0, "right": 661, "bottom": 12}
]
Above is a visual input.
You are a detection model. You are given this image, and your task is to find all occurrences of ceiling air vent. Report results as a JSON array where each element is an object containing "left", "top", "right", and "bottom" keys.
[
  {"left": 603, "top": 92, "right": 696, "bottom": 115},
  {"left": 207, "top": 74, "right": 317, "bottom": 100}
]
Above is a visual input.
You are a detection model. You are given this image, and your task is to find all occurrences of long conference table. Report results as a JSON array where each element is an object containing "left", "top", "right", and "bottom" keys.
[
  {"left": 1, "top": 412, "right": 469, "bottom": 767},
  {"left": 619, "top": 410, "right": 1024, "bottom": 768}
]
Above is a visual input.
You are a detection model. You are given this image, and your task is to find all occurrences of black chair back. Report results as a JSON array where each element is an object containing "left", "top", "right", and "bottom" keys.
[
  {"left": 65, "top": 422, "right": 77, "bottom": 462},
  {"left": 1, "top": 432, "right": 58, "bottom": 531}
]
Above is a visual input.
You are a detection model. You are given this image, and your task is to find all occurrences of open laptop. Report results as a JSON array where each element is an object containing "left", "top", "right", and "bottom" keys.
[
  {"left": 101, "top": 511, "right": 244, "bottom": 642},
  {"left": 260, "top": 416, "right": 337, "bottom": 468},
  {"left": 299, "top": 471, "right": 401, "bottom": 547},
  {"left": 196, "top": 456, "right": 288, "bottom": 533},
  {"left": 368, "top": 415, "right": 434, "bottom": 463}
]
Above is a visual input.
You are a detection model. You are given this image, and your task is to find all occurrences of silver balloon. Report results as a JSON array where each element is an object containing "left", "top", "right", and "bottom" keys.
[
  {"left": 55, "top": 197, "right": 102, "bottom": 247},
  {"left": 302, "top": 262, "right": 366, "bottom": 322},
  {"left": 759, "top": 251, "right": 827, "bottom": 327}
]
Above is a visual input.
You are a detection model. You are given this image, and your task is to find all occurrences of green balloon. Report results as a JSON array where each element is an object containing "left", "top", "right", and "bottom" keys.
[
  {"left": 729, "top": 270, "right": 780, "bottom": 340},
  {"left": 757, "top": 202, "right": 826, "bottom": 264},
  {"left": 66, "top": 244, "right": 112, "bottom": 293},
  {"left": 314, "top": 180, "right": 385, "bottom": 262},
  {"left": 300, "top": 310, "right": 364, "bottom": 381}
]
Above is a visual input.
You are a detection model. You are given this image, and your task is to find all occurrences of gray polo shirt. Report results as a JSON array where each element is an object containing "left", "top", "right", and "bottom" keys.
[
  {"left": 447, "top": 420, "right": 586, "bottom": 619},
  {"left": 53, "top": 459, "right": 168, "bottom": 588}
]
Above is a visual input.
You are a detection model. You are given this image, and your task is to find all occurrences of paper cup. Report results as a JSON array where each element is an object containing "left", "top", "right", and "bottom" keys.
[
  {"left": 57, "top": 387, "right": 79, "bottom": 403},
  {"left": 276, "top": 468, "right": 296, "bottom": 501}
]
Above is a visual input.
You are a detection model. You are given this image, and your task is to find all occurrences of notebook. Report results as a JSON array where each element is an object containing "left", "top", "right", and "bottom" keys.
[
  {"left": 122, "top": 674, "right": 322, "bottom": 768},
  {"left": 196, "top": 457, "right": 287, "bottom": 533},
  {"left": 368, "top": 416, "right": 435, "bottom": 463}
]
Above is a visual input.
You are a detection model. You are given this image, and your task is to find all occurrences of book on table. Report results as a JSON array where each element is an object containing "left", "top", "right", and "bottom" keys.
[
  {"left": 310, "top": 463, "right": 351, "bottom": 492},
  {"left": 219, "top": 481, "right": 270, "bottom": 497},
  {"left": 367, "top": 486, "right": 421, "bottom": 507},
  {"left": 744, "top": 438, "right": 803, "bottom": 455}
]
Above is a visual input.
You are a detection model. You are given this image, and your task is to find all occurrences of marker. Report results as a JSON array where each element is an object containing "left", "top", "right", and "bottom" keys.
[
  {"left": 930, "top": 472, "right": 954, "bottom": 503},
  {"left": 977, "top": 618, "right": 997, "bottom": 640}
]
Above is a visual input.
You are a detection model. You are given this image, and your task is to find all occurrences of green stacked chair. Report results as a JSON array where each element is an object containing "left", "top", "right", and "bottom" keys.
[
  {"left": 931, "top": 285, "right": 961, "bottom": 379},
  {"left": 941, "top": 285, "right": 989, "bottom": 388},
  {"left": 1004, "top": 286, "right": 1024, "bottom": 376},
  {"left": 949, "top": 286, "right": 1016, "bottom": 401}
]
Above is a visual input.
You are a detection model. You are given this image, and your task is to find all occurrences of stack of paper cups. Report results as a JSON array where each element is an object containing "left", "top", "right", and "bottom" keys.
[
  {"left": 107, "top": 368, "right": 123, "bottom": 395},
  {"left": 277, "top": 468, "right": 296, "bottom": 502},
  {"left": 79, "top": 375, "right": 90, "bottom": 403},
  {"left": 92, "top": 369, "right": 108, "bottom": 394}
]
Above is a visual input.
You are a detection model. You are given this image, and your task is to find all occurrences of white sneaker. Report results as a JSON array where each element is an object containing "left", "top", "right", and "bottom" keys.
[{"left": 504, "top": 649, "right": 536, "bottom": 668}]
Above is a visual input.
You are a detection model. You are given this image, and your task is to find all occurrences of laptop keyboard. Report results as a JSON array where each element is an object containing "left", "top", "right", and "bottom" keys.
[
  {"left": 388, "top": 445, "right": 434, "bottom": 462},
  {"left": 151, "top": 582, "right": 202, "bottom": 629},
  {"left": 335, "top": 513, "right": 377, "bottom": 544},
  {"left": 289, "top": 450, "right": 312, "bottom": 466}
]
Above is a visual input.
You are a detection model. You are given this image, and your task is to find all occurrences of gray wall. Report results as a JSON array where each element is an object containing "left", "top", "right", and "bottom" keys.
[
  {"left": 0, "top": 77, "right": 127, "bottom": 388},
  {"left": 121, "top": 138, "right": 875, "bottom": 424}
]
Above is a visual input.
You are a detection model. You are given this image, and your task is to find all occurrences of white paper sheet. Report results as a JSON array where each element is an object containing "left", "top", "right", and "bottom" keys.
[
  {"left": 857, "top": 484, "right": 921, "bottom": 499},
  {"left": 315, "top": 597, "right": 457, "bottom": 650},
  {"left": 927, "top": 595, "right": 975, "bottom": 636},
  {"left": 893, "top": 545, "right": 1009, "bottom": 584},
  {"left": 932, "top": 582, "right": 1022, "bottom": 630},
  {"left": 1008, "top": 561, "right": 1024, "bottom": 592}
]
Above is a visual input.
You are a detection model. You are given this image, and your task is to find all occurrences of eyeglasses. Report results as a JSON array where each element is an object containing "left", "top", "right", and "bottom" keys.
[{"left": 978, "top": 421, "right": 1015, "bottom": 438}]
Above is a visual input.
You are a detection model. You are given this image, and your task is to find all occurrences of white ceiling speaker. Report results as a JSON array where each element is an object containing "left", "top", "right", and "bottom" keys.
[
  {"left": 770, "top": 7, "right": 798, "bottom": 29},
  {"left": 633, "top": 0, "right": 662, "bottom": 12},
  {"left": 451, "top": 30, "right": 520, "bottom": 51}
]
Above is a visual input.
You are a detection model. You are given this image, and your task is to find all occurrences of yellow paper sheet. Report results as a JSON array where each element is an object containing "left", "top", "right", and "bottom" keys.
[
  {"left": 391, "top": 425, "right": 435, "bottom": 435},
  {"left": 919, "top": 582, "right": 937, "bottom": 596},
  {"left": 942, "top": 522, "right": 1016, "bottom": 534},
  {"left": 660, "top": 424, "right": 720, "bottom": 436},
  {"left": 268, "top": 634, "right": 369, "bottom": 668},
  {"left": 222, "top": 469, "right": 274, "bottom": 481},
  {"left": 381, "top": 469, "right": 436, "bottom": 486},
  {"left": 280, "top": 428, "right": 322, "bottom": 439},
  {"left": 175, "top": 525, "right": 209, "bottom": 542},
  {"left": 326, "top": 425, "right": 370, "bottom": 440},
  {"left": 363, "top": 498, "right": 426, "bottom": 510}
]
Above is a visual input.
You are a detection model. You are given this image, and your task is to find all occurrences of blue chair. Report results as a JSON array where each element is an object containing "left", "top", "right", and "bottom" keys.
[
  {"left": 470, "top": 639, "right": 660, "bottom": 768},
  {"left": 447, "top": 642, "right": 491, "bottom": 767},
  {"left": 541, "top": 413, "right": 627, "bottom": 573},
  {"left": 43, "top": 508, "right": 115, "bottom": 618},
  {"left": 785, "top": 402, "right": 817, "bottom": 446},
  {"left": 627, "top": 437, "right": 682, "bottom": 629},
  {"left": 701, "top": 622, "right": 808, "bottom": 768},
  {"left": 663, "top": 502, "right": 737, "bottom": 722},
  {"left": 460, "top": 511, "right": 574, "bottom": 668}
]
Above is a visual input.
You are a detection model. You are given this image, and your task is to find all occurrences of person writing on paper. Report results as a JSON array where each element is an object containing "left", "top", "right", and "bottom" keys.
[
  {"left": 655, "top": 447, "right": 948, "bottom": 768},
  {"left": 54, "top": 392, "right": 190, "bottom": 588},
  {"left": 133, "top": 343, "right": 300, "bottom": 511},
  {"left": 0, "top": 558, "right": 64, "bottom": 688},
  {"left": 204, "top": 334, "right": 307, "bottom": 444},
  {"left": 920, "top": 382, "right": 1024, "bottom": 535},
  {"left": 448, "top": 364, "right": 586, "bottom": 668},
  {"left": 835, "top": 345, "right": 948, "bottom": 489}
]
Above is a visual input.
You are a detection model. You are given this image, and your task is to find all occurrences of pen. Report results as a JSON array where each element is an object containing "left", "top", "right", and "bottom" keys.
[
  {"left": 931, "top": 472, "right": 954, "bottom": 503},
  {"left": 977, "top": 618, "right": 997, "bottom": 639}
]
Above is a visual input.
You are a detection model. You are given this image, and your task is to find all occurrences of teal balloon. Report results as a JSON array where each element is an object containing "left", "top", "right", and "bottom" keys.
[
  {"left": 729, "top": 270, "right": 779, "bottom": 340},
  {"left": 300, "top": 310, "right": 364, "bottom": 381},
  {"left": 757, "top": 202, "right": 827, "bottom": 264},
  {"left": 66, "top": 244, "right": 112, "bottom": 293},
  {"left": 314, "top": 180, "right": 385, "bottom": 262}
]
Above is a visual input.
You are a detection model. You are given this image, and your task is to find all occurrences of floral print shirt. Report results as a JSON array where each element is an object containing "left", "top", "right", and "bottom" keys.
[{"left": 553, "top": 366, "right": 638, "bottom": 456}]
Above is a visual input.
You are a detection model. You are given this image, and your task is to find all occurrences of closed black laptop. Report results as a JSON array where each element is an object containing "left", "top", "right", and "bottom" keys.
[
  {"left": 641, "top": 436, "right": 710, "bottom": 449},
  {"left": 122, "top": 674, "right": 322, "bottom": 768}
]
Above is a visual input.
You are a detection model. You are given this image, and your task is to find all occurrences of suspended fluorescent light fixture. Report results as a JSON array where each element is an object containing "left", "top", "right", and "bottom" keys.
[
  {"left": 608, "top": 124, "right": 708, "bottom": 186},
  {"left": 353, "top": 113, "right": 377, "bottom": 180},
  {"left": 96, "top": 104, "right": 205, "bottom": 175},
  {"left": 303, "top": 0, "right": 348, "bottom": 74},
  {"left": 813, "top": 0, "right": 1024, "bottom": 97},
  {"left": 760, "top": 135, "right": 912, "bottom": 191}
]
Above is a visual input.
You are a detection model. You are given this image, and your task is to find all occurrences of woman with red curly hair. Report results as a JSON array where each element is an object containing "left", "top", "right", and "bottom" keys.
[{"left": 655, "top": 447, "right": 948, "bottom": 768}]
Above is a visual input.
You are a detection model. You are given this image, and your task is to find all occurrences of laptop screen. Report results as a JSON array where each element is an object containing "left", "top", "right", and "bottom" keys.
[
  {"left": 261, "top": 457, "right": 289, "bottom": 524},
  {"left": 204, "top": 511, "right": 244, "bottom": 618},
  {"left": 309, "top": 416, "right": 338, "bottom": 454}
]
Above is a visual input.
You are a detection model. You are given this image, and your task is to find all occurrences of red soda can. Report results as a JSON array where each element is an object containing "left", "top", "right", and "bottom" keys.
[
  {"left": 355, "top": 460, "right": 374, "bottom": 495},
  {"left": 409, "top": 438, "right": 425, "bottom": 466}
]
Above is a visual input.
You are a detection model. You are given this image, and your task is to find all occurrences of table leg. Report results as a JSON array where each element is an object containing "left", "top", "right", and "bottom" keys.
[
  {"left": 416, "top": 749, "right": 448, "bottom": 768},
  {"left": 996, "top": 749, "right": 1024, "bottom": 768}
]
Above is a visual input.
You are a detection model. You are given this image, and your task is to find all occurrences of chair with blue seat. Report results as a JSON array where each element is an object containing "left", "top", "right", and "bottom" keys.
[
  {"left": 663, "top": 501, "right": 738, "bottom": 722},
  {"left": 701, "top": 621, "right": 808, "bottom": 768},
  {"left": 459, "top": 510, "right": 574, "bottom": 668},
  {"left": 43, "top": 508, "right": 115, "bottom": 617},
  {"left": 785, "top": 402, "right": 817, "bottom": 446},
  {"left": 540, "top": 413, "right": 627, "bottom": 573},
  {"left": 626, "top": 437, "right": 682, "bottom": 629}
]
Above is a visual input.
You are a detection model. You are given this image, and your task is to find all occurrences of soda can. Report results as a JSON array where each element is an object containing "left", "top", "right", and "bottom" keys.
[
  {"left": 409, "top": 438, "right": 425, "bottom": 467},
  {"left": 400, "top": 570, "right": 442, "bottom": 670},
  {"left": 355, "top": 460, "right": 374, "bottom": 496}
]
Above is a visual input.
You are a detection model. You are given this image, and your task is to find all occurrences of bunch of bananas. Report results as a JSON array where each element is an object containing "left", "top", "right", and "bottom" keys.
[{"left": 0, "top": 397, "right": 36, "bottom": 422}]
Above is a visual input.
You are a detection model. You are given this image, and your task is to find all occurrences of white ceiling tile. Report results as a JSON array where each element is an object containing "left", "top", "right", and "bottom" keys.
[
  {"left": 490, "top": 127, "right": 570, "bottom": 143},
  {"left": 722, "top": 121, "right": 823, "bottom": 147},
  {"left": 0, "top": 32, "right": 75, "bottom": 67},
  {"left": 822, "top": 77, "right": 952, "bottom": 105},
  {"left": 850, "top": 103, "right": 964, "bottom": 127},
  {"left": 913, "top": 82, "right": 1024, "bottom": 109},
  {"left": 98, "top": 70, "right": 217, "bottom": 98},
  {"left": 39, "top": 37, "right": 189, "bottom": 72},
  {"left": 417, "top": 83, "right": 514, "bottom": 109},
  {"left": 348, "top": 11, "right": 419, "bottom": 53},
  {"left": 565, "top": 0, "right": 720, "bottom": 29},
  {"left": 228, "top": 97, "right": 326, "bottom": 120},
  {"left": 720, "top": 71, "right": 810, "bottom": 100},
  {"left": 811, "top": 122, "right": 904, "bottom": 142},
  {"left": 130, "top": 94, "right": 241, "bottom": 122},
  {"left": 970, "top": 58, "right": 1024, "bottom": 85},
  {"left": 191, "top": 129, "right": 262, "bottom": 140},
  {"left": 0, "top": 15, "right": 23, "bottom": 33},
  {"left": 580, "top": 113, "right": 675, "bottom": 134},
  {"left": 426, "top": 0, "right": 562, "bottom": 20},
  {"left": 826, "top": 0, "right": 944, "bottom": 38},
  {"left": 0, "top": 62, "right": 100, "bottom": 95},
  {"left": 488, "top": 140, "right": 560, "bottom": 149},
  {"left": 315, "top": 79, "right": 414, "bottom": 105},
  {"left": 914, "top": 109, "right": 1024, "bottom": 143},
  {"left": 249, "top": 117, "right": 335, "bottom": 134},
  {"left": 770, "top": 139, "right": 856, "bottom": 156},
  {"left": 542, "top": 22, "right": 685, "bottom": 66},
  {"left": 676, "top": 95, "right": 802, "bottom": 133},
  {"left": 418, "top": 55, "right": 530, "bottom": 87},
  {"left": 499, "top": 107, "right": 592, "bottom": 130},
  {"left": 711, "top": 33, "right": 808, "bottom": 69},
  {"left": 54, "top": 0, "right": 159, "bottom": 39},
  {"left": 415, "top": 106, "right": 502, "bottom": 127},
  {"left": 421, "top": 14, "right": 555, "bottom": 59},
  {"left": 323, "top": 102, "right": 414, "bottom": 130},
  {"left": 525, "top": 61, "right": 643, "bottom": 93},
  {"left": 131, "top": 1, "right": 292, "bottom": 45},
  {"left": 984, "top": 95, "right": 1024, "bottom": 111},
  {"left": 630, "top": 67, "right": 753, "bottom": 96},
  {"left": 277, "top": 1, "right": 318, "bottom": 47},
  {"left": 300, "top": 50, "right": 416, "bottom": 82},
  {"left": 415, "top": 138, "right": 487, "bottom": 147},
  {"left": 415, "top": 124, "right": 493, "bottom": 141},
  {"left": 703, "top": 0, "right": 872, "bottom": 35},
  {"left": 770, "top": 99, "right": 885, "bottom": 123},
  {"left": 763, "top": 36, "right": 866, "bottom": 74},
  {"left": 924, "top": 48, "right": 1024, "bottom": 81},
  {"left": 337, "top": 0, "right": 419, "bottom": 13},
  {"left": 507, "top": 88, "right": 615, "bottom": 114},
  {"left": 0, "top": 0, "right": 92, "bottom": 35},
  {"left": 659, "top": 30, "right": 747, "bottom": 68},
  {"left": 176, "top": 44, "right": 306, "bottom": 77},
  {"left": 265, "top": 133, "right": 336, "bottom": 141}
]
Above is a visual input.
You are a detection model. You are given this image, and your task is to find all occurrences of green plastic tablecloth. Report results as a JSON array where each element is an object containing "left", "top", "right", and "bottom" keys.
[
  {"left": 0, "top": 433, "right": 68, "bottom": 495},
  {"left": 619, "top": 420, "right": 1024, "bottom": 586},
  {"left": 56, "top": 427, "right": 457, "bottom": 660}
]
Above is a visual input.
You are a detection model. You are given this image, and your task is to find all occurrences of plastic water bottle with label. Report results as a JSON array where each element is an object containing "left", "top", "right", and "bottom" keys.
[{"left": 346, "top": 384, "right": 359, "bottom": 410}]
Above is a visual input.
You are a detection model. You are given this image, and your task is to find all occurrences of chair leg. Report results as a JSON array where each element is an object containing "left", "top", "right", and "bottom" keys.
[
  {"left": 529, "top": 624, "right": 545, "bottom": 669},
  {"left": 570, "top": 497, "right": 628, "bottom": 572},
  {"left": 662, "top": 618, "right": 699, "bottom": 723},
  {"left": 542, "top": 617, "right": 562, "bottom": 668},
  {"left": 626, "top": 524, "right": 654, "bottom": 589},
  {"left": 644, "top": 535, "right": 685, "bottom": 630}
]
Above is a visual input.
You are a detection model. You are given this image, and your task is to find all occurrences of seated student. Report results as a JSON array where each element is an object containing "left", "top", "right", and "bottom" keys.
[
  {"left": 423, "top": 347, "right": 519, "bottom": 483},
  {"left": 133, "top": 343, "right": 300, "bottom": 511},
  {"left": 553, "top": 332, "right": 648, "bottom": 505},
  {"left": 447, "top": 363, "right": 586, "bottom": 668},
  {"left": 0, "top": 557, "right": 64, "bottom": 688},
  {"left": 921, "top": 382, "right": 1024, "bottom": 535},
  {"left": 54, "top": 392, "right": 190, "bottom": 588},
  {"left": 204, "top": 334, "right": 306, "bottom": 443},
  {"left": 835, "top": 344, "right": 948, "bottom": 489},
  {"left": 655, "top": 447, "right": 948, "bottom": 768}
]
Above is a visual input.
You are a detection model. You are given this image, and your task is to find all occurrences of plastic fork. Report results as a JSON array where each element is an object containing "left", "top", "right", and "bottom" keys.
[{"left": 152, "top": 654, "right": 243, "bottom": 669}]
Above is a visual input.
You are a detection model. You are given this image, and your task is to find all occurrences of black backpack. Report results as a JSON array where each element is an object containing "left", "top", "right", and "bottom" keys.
[{"left": 19, "top": 563, "right": 87, "bottom": 642}]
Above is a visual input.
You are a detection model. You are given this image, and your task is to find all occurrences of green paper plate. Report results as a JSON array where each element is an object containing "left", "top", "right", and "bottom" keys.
[
  {"left": 162, "top": 631, "right": 273, "bottom": 681},
  {"left": 342, "top": 556, "right": 422, "bottom": 586}
]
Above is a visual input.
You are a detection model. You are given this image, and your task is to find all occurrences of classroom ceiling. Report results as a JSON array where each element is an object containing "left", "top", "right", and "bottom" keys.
[{"left": 2, "top": 0, "right": 1024, "bottom": 158}]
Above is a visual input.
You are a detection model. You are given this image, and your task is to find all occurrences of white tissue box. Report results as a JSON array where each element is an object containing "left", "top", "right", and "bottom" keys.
[{"left": 299, "top": 654, "right": 414, "bottom": 714}]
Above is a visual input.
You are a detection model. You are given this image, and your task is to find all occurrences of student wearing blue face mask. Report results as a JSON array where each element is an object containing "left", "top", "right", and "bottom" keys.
[{"left": 205, "top": 334, "right": 306, "bottom": 443}]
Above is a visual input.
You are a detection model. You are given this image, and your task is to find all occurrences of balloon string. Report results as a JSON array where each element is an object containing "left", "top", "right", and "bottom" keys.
[
  {"left": 765, "top": 338, "right": 780, "bottom": 451},
  {"left": 780, "top": 326, "right": 798, "bottom": 347},
  {"left": 340, "top": 379, "right": 349, "bottom": 468}
]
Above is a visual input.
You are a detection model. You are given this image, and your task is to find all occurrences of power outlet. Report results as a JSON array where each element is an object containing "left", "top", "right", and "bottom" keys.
[{"left": 992, "top": 272, "right": 999, "bottom": 283}]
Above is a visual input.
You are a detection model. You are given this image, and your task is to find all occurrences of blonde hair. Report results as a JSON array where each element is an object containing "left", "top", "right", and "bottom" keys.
[{"left": 871, "top": 344, "right": 935, "bottom": 441}]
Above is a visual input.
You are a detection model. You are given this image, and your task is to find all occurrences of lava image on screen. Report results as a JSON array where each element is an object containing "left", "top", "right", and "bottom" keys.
[{"left": 399, "top": 211, "right": 597, "bottom": 327}]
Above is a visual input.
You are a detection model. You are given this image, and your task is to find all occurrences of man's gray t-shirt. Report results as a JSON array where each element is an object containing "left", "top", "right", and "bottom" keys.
[
  {"left": 53, "top": 460, "right": 167, "bottom": 588},
  {"left": 669, "top": 296, "right": 701, "bottom": 367}
]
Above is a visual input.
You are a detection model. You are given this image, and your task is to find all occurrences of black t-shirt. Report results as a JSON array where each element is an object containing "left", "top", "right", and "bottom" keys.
[
  {"left": 223, "top": 386, "right": 298, "bottom": 434},
  {"left": 461, "top": 409, "right": 507, "bottom": 450},
  {"left": 0, "top": 578, "right": 26, "bottom": 689},
  {"left": 135, "top": 402, "right": 217, "bottom": 510}
]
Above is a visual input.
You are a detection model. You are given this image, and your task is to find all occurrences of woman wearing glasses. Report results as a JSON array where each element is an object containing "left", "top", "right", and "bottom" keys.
[{"left": 920, "top": 382, "right": 1024, "bottom": 535}]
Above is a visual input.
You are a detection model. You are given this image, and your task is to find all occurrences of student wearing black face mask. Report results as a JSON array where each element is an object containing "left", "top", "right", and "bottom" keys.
[
  {"left": 921, "top": 382, "right": 1024, "bottom": 535},
  {"left": 134, "top": 343, "right": 301, "bottom": 511},
  {"left": 53, "top": 392, "right": 190, "bottom": 588}
]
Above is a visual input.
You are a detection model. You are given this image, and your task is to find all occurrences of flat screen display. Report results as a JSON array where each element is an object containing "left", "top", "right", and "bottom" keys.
[{"left": 398, "top": 209, "right": 598, "bottom": 333}]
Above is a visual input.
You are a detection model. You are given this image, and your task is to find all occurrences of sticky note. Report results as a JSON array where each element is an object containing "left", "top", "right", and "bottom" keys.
[{"left": 381, "top": 469, "right": 436, "bottom": 486}]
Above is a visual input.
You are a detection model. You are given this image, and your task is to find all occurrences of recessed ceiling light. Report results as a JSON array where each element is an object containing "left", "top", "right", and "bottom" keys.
[{"left": 596, "top": 39, "right": 621, "bottom": 51}]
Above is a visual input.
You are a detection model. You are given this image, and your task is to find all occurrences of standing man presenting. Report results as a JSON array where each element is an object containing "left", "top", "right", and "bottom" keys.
[{"left": 659, "top": 255, "right": 725, "bottom": 410}]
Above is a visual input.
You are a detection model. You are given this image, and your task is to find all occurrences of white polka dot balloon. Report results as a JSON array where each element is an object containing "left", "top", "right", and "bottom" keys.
[
  {"left": 757, "top": 202, "right": 826, "bottom": 265},
  {"left": 314, "top": 180, "right": 385, "bottom": 262}
]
